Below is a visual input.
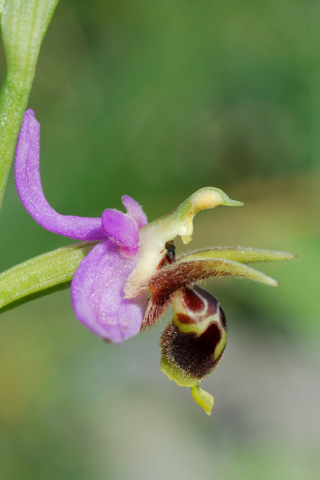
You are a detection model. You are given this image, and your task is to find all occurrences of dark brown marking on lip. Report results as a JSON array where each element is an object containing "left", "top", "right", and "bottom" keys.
[
  {"left": 161, "top": 321, "right": 224, "bottom": 380},
  {"left": 176, "top": 312, "right": 194, "bottom": 325},
  {"left": 193, "top": 285, "right": 219, "bottom": 316},
  {"left": 219, "top": 305, "right": 227, "bottom": 331},
  {"left": 183, "top": 287, "right": 204, "bottom": 313}
]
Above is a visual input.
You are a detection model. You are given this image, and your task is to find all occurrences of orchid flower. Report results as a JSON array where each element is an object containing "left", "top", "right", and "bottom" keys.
[{"left": 13, "top": 109, "right": 296, "bottom": 415}]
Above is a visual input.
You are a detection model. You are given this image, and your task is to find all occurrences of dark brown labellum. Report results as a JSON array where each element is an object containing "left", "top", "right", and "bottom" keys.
[
  {"left": 160, "top": 285, "right": 228, "bottom": 384},
  {"left": 161, "top": 321, "right": 225, "bottom": 380}
]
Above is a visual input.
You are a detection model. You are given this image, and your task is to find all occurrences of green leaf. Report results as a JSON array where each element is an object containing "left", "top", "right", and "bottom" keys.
[{"left": 0, "top": 241, "right": 96, "bottom": 313}]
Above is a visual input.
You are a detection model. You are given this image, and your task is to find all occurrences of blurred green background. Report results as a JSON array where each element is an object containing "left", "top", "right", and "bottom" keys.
[{"left": 0, "top": 0, "right": 319, "bottom": 479}]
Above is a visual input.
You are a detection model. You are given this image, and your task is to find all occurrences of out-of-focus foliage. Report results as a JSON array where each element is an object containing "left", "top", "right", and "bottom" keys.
[{"left": 0, "top": 0, "right": 319, "bottom": 479}]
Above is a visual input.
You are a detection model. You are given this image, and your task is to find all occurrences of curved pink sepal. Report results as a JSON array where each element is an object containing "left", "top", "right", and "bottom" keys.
[
  {"left": 70, "top": 240, "right": 148, "bottom": 344},
  {"left": 14, "top": 109, "right": 105, "bottom": 241}
]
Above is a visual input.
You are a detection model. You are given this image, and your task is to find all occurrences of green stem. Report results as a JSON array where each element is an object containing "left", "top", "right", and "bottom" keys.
[
  {"left": 0, "top": 70, "right": 34, "bottom": 207},
  {"left": 0, "top": 0, "right": 59, "bottom": 208}
]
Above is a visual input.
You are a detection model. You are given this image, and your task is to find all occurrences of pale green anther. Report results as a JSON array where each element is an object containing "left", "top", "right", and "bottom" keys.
[
  {"left": 0, "top": 0, "right": 59, "bottom": 208},
  {"left": 191, "top": 385, "right": 214, "bottom": 416},
  {"left": 0, "top": 241, "right": 96, "bottom": 312},
  {"left": 171, "top": 187, "right": 243, "bottom": 244},
  {"left": 125, "top": 187, "right": 243, "bottom": 297}
]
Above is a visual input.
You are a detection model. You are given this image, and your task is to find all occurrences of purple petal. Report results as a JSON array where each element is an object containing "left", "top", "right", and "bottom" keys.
[
  {"left": 122, "top": 195, "right": 148, "bottom": 228},
  {"left": 101, "top": 209, "right": 139, "bottom": 256},
  {"left": 70, "top": 240, "right": 148, "bottom": 344},
  {"left": 14, "top": 109, "right": 105, "bottom": 241}
]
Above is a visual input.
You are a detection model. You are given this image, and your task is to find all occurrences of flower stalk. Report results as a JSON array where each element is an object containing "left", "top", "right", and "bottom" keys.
[{"left": 0, "top": 241, "right": 96, "bottom": 312}]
